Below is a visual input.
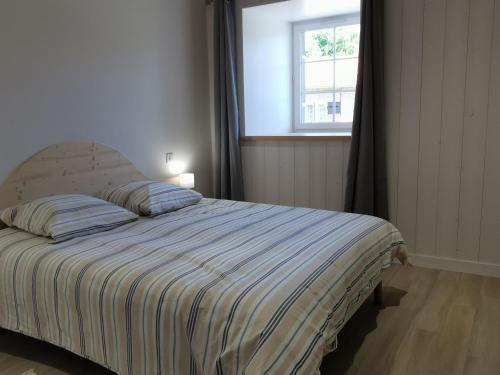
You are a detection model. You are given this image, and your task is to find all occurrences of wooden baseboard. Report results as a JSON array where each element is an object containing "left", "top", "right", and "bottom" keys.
[{"left": 409, "top": 253, "right": 500, "bottom": 278}]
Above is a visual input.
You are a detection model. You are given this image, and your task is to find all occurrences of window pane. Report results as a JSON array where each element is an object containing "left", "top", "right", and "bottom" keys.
[
  {"left": 335, "top": 24, "right": 360, "bottom": 58},
  {"left": 335, "top": 91, "right": 356, "bottom": 123},
  {"left": 304, "top": 28, "right": 334, "bottom": 60},
  {"left": 335, "top": 58, "right": 358, "bottom": 90},
  {"left": 302, "top": 93, "right": 334, "bottom": 123},
  {"left": 304, "top": 60, "right": 334, "bottom": 91}
]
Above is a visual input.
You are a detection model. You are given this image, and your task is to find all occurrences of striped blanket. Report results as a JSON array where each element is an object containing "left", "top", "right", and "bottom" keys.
[{"left": 0, "top": 199, "right": 406, "bottom": 375}]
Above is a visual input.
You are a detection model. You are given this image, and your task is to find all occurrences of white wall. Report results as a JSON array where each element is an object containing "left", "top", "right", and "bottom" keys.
[
  {"left": 241, "top": 0, "right": 500, "bottom": 277},
  {"left": 242, "top": 8, "right": 292, "bottom": 135},
  {"left": 0, "top": 0, "right": 213, "bottom": 195}
]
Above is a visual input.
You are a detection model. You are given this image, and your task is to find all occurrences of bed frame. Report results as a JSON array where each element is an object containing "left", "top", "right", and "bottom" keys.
[
  {"left": 0, "top": 142, "right": 147, "bottom": 211},
  {"left": 374, "top": 282, "right": 383, "bottom": 305},
  {"left": 0, "top": 142, "right": 384, "bottom": 338}
]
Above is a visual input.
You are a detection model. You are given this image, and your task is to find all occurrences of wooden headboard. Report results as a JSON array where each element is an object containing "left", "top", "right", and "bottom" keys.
[{"left": 0, "top": 142, "right": 148, "bottom": 210}]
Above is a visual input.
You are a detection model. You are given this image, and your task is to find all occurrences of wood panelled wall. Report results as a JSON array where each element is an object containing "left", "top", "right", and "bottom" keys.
[
  {"left": 242, "top": 140, "right": 350, "bottom": 211},
  {"left": 387, "top": 0, "right": 500, "bottom": 267},
  {"left": 241, "top": 0, "right": 500, "bottom": 272}
]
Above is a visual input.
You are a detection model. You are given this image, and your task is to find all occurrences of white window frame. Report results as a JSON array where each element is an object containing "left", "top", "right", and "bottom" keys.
[{"left": 292, "top": 13, "right": 360, "bottom": 133}]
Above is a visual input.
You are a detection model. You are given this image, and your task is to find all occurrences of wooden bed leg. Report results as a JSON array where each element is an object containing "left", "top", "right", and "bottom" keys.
[{"left": 374, "top": 282, "right": 383, "bottom": 306}]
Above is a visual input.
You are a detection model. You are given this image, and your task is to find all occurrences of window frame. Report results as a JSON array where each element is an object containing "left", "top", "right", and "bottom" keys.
[{"left": 292, "top": 13, "right": 361, "bottom": 133}]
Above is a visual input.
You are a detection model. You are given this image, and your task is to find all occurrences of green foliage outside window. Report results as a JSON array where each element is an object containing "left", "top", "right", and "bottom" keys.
[{"left": 305, "top": 29, "right": 360, "bottom": 58}]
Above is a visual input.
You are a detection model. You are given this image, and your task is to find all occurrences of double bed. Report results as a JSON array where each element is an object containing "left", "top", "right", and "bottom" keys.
[{"left": 0, "top": 143, "right": 406, "bottom": 375}]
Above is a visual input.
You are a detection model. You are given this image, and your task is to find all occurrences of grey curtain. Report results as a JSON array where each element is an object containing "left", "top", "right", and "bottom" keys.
[
  {"left": 344, "top": 0, "right": 388, "bottom": 220},
  {"left": 213, "top": 0, "right": 244, "bottom": 200}
]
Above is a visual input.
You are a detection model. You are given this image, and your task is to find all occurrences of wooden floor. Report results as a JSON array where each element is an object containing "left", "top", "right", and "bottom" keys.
[{"left": 1, "top": 265, "right": 499, "bottom": 375}]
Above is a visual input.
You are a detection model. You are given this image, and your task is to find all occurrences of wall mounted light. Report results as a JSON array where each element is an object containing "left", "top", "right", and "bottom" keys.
[
  {"left": 179, "top": 173, "right": 195, "bottom": 189},
  {"left": 166, "top": 153, "right": 186, "bottom": 175}
]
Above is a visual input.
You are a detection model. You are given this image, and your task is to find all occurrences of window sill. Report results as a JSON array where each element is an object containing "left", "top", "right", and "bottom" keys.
[{"left": 241, "top": 133, "right": 352, "bottom": 142}]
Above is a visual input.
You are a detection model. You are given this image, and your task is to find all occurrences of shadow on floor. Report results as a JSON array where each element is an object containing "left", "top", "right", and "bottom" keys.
[
  {"left": 0, "top": 329, "right": 113, "bottom": 375},
  {"left": 320, "top": 287, "right": 407, "bottom": 374}
]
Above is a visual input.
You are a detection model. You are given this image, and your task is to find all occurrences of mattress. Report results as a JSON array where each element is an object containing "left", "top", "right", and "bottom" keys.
[{"left": 0, "top": 198, "right": 406, "bottom": 375}]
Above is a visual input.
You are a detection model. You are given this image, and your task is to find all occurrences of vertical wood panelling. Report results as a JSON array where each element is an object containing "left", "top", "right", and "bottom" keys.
[
  {"left": 396, "top": 0, "right": 425, "bottom": 251},
  {"left": 457, "top": 0, "right": 495, "bottom": 261},
  {"left": 479, "top": 0, "right": 500, "bottom": 264},
  {"left": 278, "top": 141, "right": 295, "bottom": 206},
  {"left": 415, "top": 0, "right": 447, "bottom": 256},
  {"left": 326, "top": 141, "right": 344, "bottom": 211},
  {"left": 242, "top": 140, "right": 347, "bottom": 210},
  {"left": 294, "top": 142, "right": 310, "bottom": 207},
  {"left": 309, "top": 142, "right": 327, "bottom": 209},
  {"left": 255, "top": 142, "right": 267, "bottom": 202},
  {"left": 264, "top": 142, "right": 280, "bottom": 204},
  {"left": 435, "top": 0, "right": 470, "bottom": 259},
  {"left": 385, "top": 0, "right": 403, "bottom": 225},
  {"left": 342, "top": 140, "right": 351, "bottom": 202},
  {"left": 240, "top": 0, "right": 500, "bottom": 272},
  {"left": 242, "top": 142, "right": 258, "bottom": 202}
]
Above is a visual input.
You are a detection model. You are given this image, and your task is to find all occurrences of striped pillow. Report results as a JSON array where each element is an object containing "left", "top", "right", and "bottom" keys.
[
  {"left": 0, "top": 194, "right": 138, "bottom": 242},
  {"left": 99, "top": 181, "right": 203, "bottom": 217}
]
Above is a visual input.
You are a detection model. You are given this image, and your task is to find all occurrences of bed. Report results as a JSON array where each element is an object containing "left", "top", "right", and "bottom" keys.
[{"left": 0, "top": 143, "right": 407, "bottom": 375}]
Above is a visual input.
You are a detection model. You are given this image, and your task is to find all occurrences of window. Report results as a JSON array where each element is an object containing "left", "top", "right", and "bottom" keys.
[{"left": 293, "top": 15, "right": 360, "bottom": 132}]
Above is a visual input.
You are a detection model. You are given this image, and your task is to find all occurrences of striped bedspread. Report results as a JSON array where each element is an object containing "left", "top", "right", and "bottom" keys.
[{"left": 0, "top": 199, "right": 406, "bottom": 375}]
